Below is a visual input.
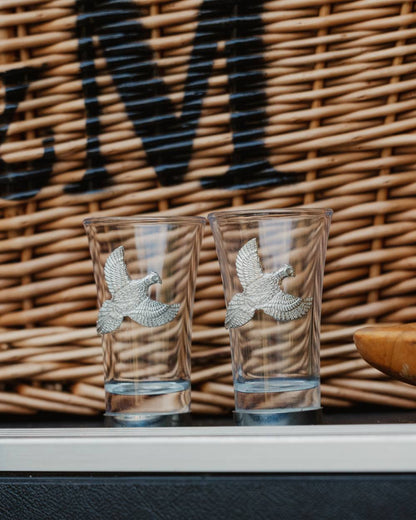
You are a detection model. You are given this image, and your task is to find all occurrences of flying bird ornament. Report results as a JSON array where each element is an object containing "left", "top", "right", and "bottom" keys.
[
  {"left": 225, "top": 238, "right": 312, "bottom": 329},
  {"left": 97, "top": 246, "right": 180, "bottom": 334}
]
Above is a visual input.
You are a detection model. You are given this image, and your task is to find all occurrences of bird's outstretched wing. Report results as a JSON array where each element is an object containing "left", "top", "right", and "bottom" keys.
[
  {"left": 236, "top": 238, "right": 264, "bottom": 290},
  {"left": 225, "top": 293, "right": 255, "bottom": 329},
  {"left": 260, "top": 292, "right": 312, "bottom": 322},
  {"left": 127, "top": 298, "right": 180, "bottom": 328},
  {"left": 97, "top": 300, "right": 124, "bottom": 334},
  {"left": 104, "top": 246, "right": 131, "bottom": 296}
]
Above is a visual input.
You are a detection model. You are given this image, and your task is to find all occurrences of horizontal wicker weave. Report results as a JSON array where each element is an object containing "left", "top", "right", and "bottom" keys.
[{"left": 1, "top": 0, "right": 416, "bottom": 415}]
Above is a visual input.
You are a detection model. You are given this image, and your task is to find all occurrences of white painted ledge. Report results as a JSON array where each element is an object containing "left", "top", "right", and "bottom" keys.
[{"left": 1, "top": 424, "right": 416, "bottom": 473}]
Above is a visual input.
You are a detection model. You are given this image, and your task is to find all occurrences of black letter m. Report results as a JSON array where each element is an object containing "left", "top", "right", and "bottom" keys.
[{"left": 75, "top": 0, "right": 297, "bottom": 190}]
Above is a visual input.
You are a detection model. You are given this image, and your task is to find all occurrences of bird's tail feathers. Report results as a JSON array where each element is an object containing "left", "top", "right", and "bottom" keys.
[
  {"left": 127, "top": 301, "right": 180, "bottom": 328},
  {"left": 286, "top": 296, "right": 312, "bottom": 321},
  {"left": 261, "top": 296, "right": 313, "bottom": 322},
  {"left": 163, "top": 303, "right": 180, "bottom": 324},
  {"left": 225, "top": 293, "right": 255, "bottom": 329},
  {"left": 97, "top": 300, "right": 124, "bottom": 334},
  {"left": 299, "top": 296, "right": 313, "bottom": 315}
]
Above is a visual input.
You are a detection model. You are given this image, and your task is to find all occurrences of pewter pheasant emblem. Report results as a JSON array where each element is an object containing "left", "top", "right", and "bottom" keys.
[
  {"left": 97, "top": 246, "right": 180, "bottom": 334},
  {"left": 225, "top": 238, "right": 312, "bottom": 329}
]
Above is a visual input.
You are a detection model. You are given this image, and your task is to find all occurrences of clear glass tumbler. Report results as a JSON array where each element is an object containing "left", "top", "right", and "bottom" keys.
[
  {"left": 84, "top": 216, "right": 205, "bottom": 426},
  {"left": 209, "top": 209, "right": 332, "bottom": 425}
]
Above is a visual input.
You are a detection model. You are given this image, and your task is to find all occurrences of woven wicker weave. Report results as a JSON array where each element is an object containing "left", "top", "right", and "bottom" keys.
[{"left": 1, "top": 0, "right": 416, "bottom": 415}]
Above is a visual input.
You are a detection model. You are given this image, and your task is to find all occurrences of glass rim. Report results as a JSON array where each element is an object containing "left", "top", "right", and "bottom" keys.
[
  {"left": 208, "top": 208, "right": 333, "bottom": 222},
  {"left": 83, "top": 215, "right": 207, "bottom": 227}
]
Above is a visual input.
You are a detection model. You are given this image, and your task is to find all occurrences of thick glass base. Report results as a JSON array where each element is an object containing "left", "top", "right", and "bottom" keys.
[
  {"left": 105, "top": 412, "right": 191, "bottom": 427},
  {"left": 233, "top": 408, "right": 322, "bottom": 426}
]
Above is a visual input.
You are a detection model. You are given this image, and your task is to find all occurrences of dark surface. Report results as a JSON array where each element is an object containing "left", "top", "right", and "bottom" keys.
[
  {"left": 1, "top": 474, "right": 416, "bottom": 520},
  {"left": 2, "top": 408, "right": 416, "bottom": 520}
]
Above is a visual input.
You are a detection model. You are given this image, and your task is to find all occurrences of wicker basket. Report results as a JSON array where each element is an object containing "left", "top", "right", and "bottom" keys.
[{"left": 1, "top": 0, "right": 416, "bottom": 415}]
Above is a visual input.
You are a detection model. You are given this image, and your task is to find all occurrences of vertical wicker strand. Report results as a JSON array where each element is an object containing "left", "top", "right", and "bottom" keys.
[
  {"left": 300, "top": 4, "right": 356, "bottom": 402},
  {"left": 366, "top": 0, "right": 413, "bottom": 316},
  {"left": 303, "top": 4, "right": 332, "bottom": 206},
  {"left": 230, "top": 1, "right": 247, "bottom": 213},
  {"left": 152, "top": 2, "right": 170, "bottom": 213},
  {"left": 17, "top": 5, "right": 37, "bottom": 319},
  {"left": 0, "top": 14, "right": 20, "bottom": 260},
  {"left": 1, "top": 11, "right": 21, "bottom": 265},
  {"left": 0, "top": 7, "right": 16, "bottom": 402},
  {"left": 83, "top": 2, "right": 102, "bottom": 391}
]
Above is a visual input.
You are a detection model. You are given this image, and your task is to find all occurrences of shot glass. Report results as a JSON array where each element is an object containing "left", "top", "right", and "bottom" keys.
[
  {"left": 209, "top": 209, "right": 332, "bottom": 425},
  {"left": 84, "top": 216, "right": 205, "bottom": 426}
]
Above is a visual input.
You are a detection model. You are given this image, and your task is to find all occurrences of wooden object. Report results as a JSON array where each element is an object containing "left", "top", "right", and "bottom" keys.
[{"left": 354, "top": 324, "right": 416, "bottom": 385}]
